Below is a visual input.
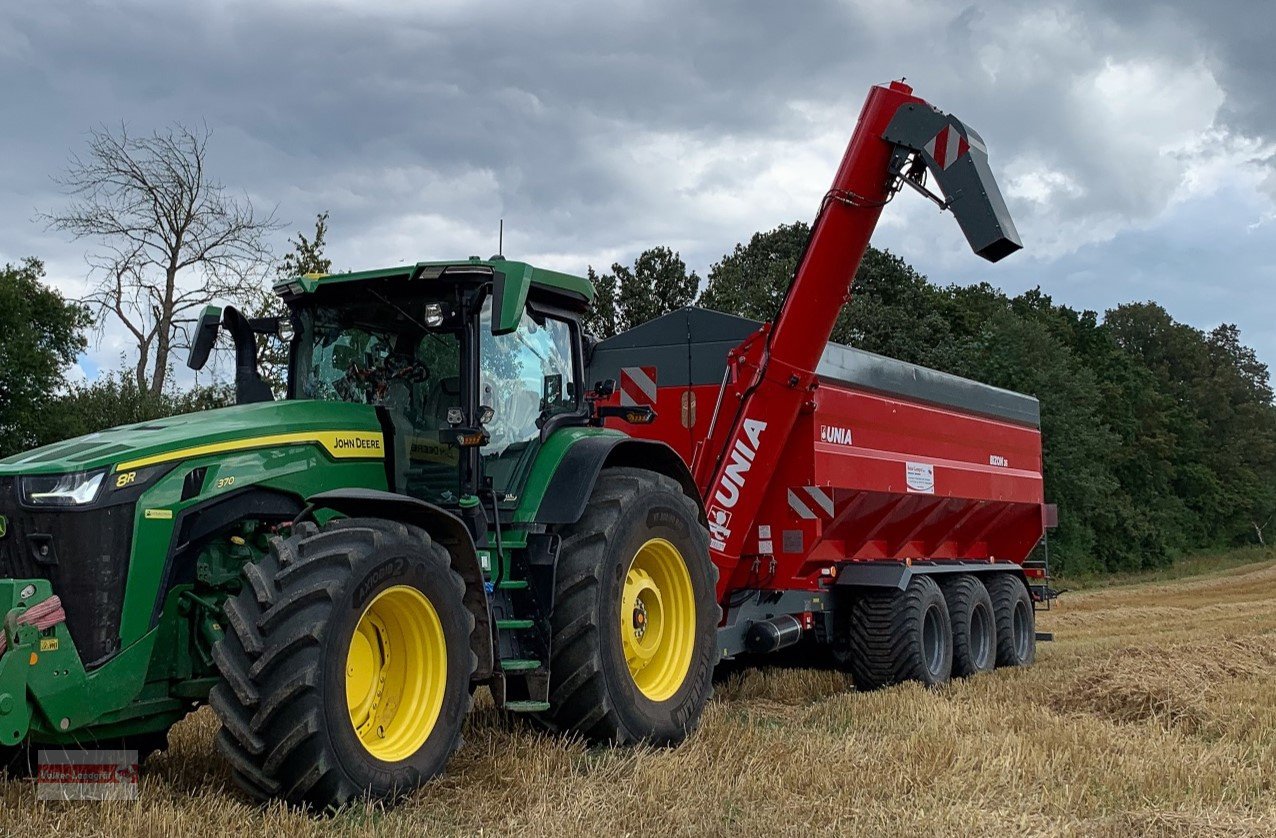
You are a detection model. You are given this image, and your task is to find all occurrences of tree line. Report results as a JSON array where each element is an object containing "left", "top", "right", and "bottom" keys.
[{"left": 585, "top": 223, "right": 1276, "bottom": 575}]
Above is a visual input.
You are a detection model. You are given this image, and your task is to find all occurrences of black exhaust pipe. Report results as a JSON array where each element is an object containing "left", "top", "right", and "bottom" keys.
[{"left": 744, "top": 615, "right": 803, "bottom": 654}]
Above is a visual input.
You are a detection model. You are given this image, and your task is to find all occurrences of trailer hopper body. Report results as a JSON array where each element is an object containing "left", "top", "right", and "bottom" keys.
[{"left": 589, "top": 307, "right": 1048, "bottom": 622}]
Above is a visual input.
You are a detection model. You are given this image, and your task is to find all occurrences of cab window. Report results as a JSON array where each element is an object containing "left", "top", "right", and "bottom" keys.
[{"left": 479, "top": 301, "right": 578, "bottom": 499}]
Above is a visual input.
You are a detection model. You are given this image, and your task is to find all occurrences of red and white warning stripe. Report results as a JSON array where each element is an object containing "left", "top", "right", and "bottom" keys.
[
  {"left": 787, "top": 486, "right": 835, "bottom": 520},
  {"left": 924, "top": 125, "right": 970, "bottom": 170},
  {"left": 619, "top": 365, "right": 658, "bottom": 407}
]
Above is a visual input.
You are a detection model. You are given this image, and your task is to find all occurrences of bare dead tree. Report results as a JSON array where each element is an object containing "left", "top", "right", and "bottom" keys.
[
  {"left": 1253, "top": 514, "right": 1272, "bottom": 547},
  {"left": 43, "top": 123, "right": 280, "bottom": 396}
]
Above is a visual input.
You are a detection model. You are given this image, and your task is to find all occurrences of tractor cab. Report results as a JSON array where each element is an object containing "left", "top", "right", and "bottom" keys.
[{"left": 190, "top": 258, "right": 594, "bottom": 511}]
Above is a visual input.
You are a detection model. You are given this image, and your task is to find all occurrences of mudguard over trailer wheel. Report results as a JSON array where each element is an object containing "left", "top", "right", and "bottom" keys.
[
  {"left": 941, "top": 574, "right": 997, "bottom": 678},
  {"left": 984, "top": 573, "right": 1036, "bottom": 667},
  {"left": 540, "top": 468, "right": 718, "bottom": 744},
  {"left": 210, "top": 518, "right": 475, "bottom": 810},
  {"left": 843, "top": 575, "right": 953, "bottom": 691}
]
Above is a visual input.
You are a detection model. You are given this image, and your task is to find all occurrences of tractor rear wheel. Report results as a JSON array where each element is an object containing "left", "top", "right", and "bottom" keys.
[
  {"left": 843, "top": 575, "right": 953, "bottom": 690},
  {"left": 985, "top": 574, "right": 1035, "bottom": 667},
  {"left": 540, "top": 468, "right": 718, "bottom": 744},
  {"left": 210, "top": 518, "right": 475, "bottom": 810},
  {"left": 941, "top": 575, "right": 996, "bottom": 678}
]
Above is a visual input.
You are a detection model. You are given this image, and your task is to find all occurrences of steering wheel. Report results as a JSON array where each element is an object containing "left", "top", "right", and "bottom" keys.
[{"left": 347, "top": 355, "right": 430, "bottom": 404}]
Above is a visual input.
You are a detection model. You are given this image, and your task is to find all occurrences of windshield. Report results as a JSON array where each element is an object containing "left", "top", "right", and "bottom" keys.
[
  {"left": 290, "top": 289, "right": 580, "bottom": 507},
  {"left": 294, "top": 296, "right": 465, "bottom": 503}
]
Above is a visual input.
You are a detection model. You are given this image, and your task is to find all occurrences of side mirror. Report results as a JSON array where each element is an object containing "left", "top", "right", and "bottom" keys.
[
  {"left": 187, "top": 305, "right": 223, "bottom": 371},
  {"left": 543, "top": 373, "right": 564, "bottom": 404}
]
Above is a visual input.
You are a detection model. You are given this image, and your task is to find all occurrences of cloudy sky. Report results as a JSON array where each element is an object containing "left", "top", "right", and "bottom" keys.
[{"left": 2, "top": 0, "right": 1274, "bottom": 381}]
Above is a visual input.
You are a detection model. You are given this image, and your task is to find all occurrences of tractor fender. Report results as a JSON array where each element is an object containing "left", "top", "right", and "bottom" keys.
[
  {"left": 303, "top": 488, "right": 494, "bottom": 680},
  {"left": 154, "top": 486, "right": 306, "bottom": 630},
  {"left": 532, "top": 436, "right": 705, "bottom": 526}
]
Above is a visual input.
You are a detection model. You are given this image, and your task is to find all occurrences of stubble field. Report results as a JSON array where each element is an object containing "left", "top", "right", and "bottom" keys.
[{"left": 3, "top": 555, "right": 1275, "bottom": 837}]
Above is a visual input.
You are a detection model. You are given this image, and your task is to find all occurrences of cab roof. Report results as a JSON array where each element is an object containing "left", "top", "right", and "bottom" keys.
[{"left": 274, "top": 258, "right": 594, "bottom": 334}]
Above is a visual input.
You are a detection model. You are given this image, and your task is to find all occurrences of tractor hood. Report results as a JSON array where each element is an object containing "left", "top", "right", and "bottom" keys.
[{"left": 0, "top": 400, "right": 384, "bottom": 476}]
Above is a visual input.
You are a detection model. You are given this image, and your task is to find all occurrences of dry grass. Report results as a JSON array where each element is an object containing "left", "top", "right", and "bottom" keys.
[{"left": 4, "top": 558, "right": 1276, "bottom": 837}]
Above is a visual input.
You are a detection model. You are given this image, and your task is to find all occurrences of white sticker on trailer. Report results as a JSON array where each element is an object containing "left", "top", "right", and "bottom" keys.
[{"left": 905, "top": 462, "right": 935, "bottom": 494}]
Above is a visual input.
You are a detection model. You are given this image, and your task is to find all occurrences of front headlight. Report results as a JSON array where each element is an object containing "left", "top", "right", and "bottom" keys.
[{"left": 20, "top": 470, "right": 106, "bottom": 507}]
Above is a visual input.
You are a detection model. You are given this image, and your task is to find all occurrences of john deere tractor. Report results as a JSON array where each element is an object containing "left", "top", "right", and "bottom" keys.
[{"left": 0, "top": 259, "right": 718, "bottom": 808}]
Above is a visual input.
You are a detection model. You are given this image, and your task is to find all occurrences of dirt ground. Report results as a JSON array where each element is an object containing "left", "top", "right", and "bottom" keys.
[{"left": 3, "top": 557, "right": 1275, "bottom": 837}]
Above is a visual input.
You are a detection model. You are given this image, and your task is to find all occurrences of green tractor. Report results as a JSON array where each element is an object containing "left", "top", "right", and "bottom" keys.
[{"left": 0, "top": 259, "right": 719, "bottom": 808}]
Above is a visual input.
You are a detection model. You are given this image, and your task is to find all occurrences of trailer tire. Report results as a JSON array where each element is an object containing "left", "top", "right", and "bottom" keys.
[
  {"left": 211, "top": 518, "right": 475, "bottom": 810},
  {"left": 843, "top": 575, "right": 953, "bottom": 690},
  {"left": 941, "top": 575, "right": 996, "bottom": 678},
  {"left": 540, "top": 467, "right": 718, "bottom": 745},
  {"left": 984, "top": 573, "right": 1035, "bottom": 667}
]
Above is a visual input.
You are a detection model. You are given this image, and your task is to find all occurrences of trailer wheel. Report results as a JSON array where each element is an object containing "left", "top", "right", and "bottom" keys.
[
  {"left": 540, "top": 468, "right": 718, "bottom": 744},
  {"left": 843, "top": 575, "right": 952, "bottom": 690},
  {"left": 210, "top": 518, "right": 475, "bottom": 810},
  {"left": 984, "top": 574, "right": 1035, "bottom": 667},
  {"left": 941, "top": 575, "right": 996, "bottom": 677}
]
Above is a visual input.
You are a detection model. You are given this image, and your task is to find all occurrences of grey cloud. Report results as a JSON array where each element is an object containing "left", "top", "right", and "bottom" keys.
[{"left": 1, "top": 0, "right": 1274, "bottom": 373}]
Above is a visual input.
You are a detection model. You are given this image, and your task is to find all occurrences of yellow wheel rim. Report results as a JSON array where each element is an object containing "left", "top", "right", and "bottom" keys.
[
  {"left": 345, "top": 584, "right": 447, "bottom": 762},
  {"left": 620, "top": 538, "right": 696, "bottom": 702}
]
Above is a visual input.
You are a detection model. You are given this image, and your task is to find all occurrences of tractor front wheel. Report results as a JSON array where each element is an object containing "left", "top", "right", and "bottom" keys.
[
  {"left": 540, "top": 468, "right": 718, "bottom": 744},
  {"left": 210, "top": 518, "right": 475, "bottom": 810}
]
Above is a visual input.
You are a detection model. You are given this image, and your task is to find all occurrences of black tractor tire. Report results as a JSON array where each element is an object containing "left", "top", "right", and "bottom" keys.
[
  {"left": 984, "top": 573, "right": 1035, "bottom": 667},
  {"left": 539, "top": 468, "right": 718, "bottom": 745},
  {"left": 210, "top": 518, "right": 475, "bottom": 810},
  {"left": 843, "top": 574, "right": 953, "bottom": 691},
  {"left": 940, "top": 574, "right": 997, "bottom": 678},
  {"left": 1, "top": 729, "right": 170, "bottom": 780}
]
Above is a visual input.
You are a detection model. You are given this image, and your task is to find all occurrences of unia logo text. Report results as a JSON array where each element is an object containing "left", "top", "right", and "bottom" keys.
[
  {"left": 707, "top": 418, "right": 767, "bottom": 550},
  {"left": 819, "top": 424, "right": 853, "bottom": 445}
]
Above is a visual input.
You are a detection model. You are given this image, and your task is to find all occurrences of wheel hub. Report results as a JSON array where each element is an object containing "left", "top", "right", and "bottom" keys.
[{"left": 622, "top": 567, "right": 665, "bottom": 669}]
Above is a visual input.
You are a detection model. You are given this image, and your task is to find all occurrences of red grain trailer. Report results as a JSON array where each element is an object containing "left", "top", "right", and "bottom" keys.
[{"left": 588, "top": 80, "right": 1051, "bottom": 688}]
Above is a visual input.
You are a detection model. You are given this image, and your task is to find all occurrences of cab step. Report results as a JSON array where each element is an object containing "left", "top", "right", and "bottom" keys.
[
  {"left": 500, "top": 658, "right": 542, "bottom": 672},
  {"left": 504, "top": 700, "right": 551, "bottom": 713},
  {"left": 495, "top": 618, "right": 535, "bottom": 630},
  {"left": 496, "top": 579, "right": 529, "bottom": 590}
]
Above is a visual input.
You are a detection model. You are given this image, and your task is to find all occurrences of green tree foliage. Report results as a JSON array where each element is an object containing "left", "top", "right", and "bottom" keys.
[
  {"left": 698, "top": 222, "right": 810, "bottom": 320},
  {"left": 0, "top": 259, "right": 91, "bottom": 456},
  {"left": 40, "top": 373, "right": 234, "bottom": 445},
  {"left": 694, "top": 221, "right": 1276, "bottom": 574},
  {"left": 583, "top": 247, "right": 699, "bottom": 337},
  {"left": 277, "top": 211, "right": 333, "bottom": 279}
]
